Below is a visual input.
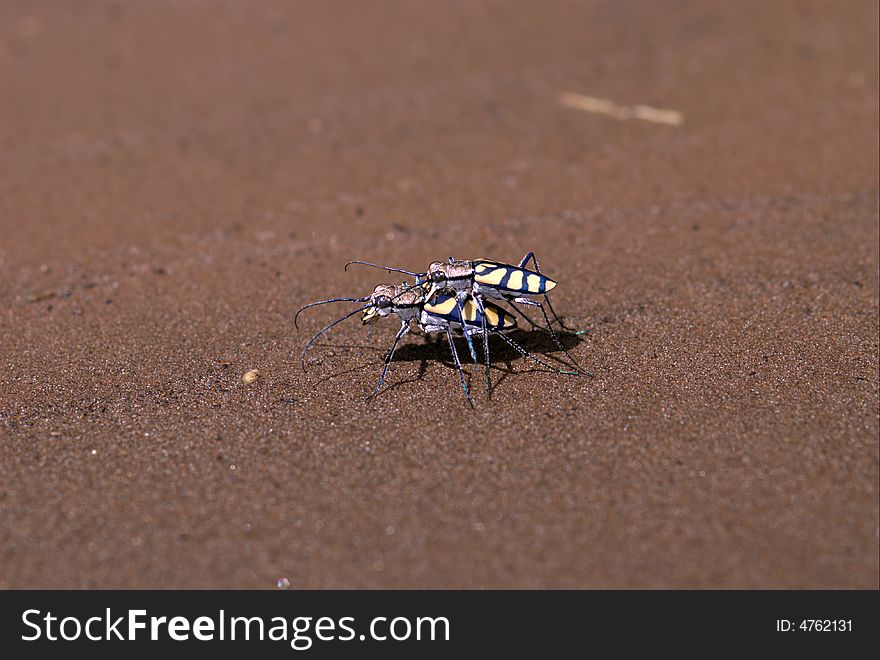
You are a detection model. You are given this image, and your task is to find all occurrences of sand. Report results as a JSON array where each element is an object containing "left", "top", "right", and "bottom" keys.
[{"left": 0, "top": 0, "right": 877, "bottom": 588}]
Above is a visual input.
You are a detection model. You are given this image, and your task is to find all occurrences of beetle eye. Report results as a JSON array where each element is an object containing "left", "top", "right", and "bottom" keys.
[
  {"left": 430, "top": 271, "right": 445, "bottom": 283},
  {"left": 375, "top": 296, "right": 391, "bottom": 309}
]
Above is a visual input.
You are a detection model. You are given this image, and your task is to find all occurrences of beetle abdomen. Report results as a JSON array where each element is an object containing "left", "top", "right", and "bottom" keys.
[
  {"left": 423, "top": 294, "right": 516, "bottom": 332},
  {"left": 473, "top": 260, "right": 557, "bottom": 295}
]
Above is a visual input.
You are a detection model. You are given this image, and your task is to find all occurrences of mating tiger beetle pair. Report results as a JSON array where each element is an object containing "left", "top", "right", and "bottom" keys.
[{"left": 294, "top": 253, "right": 591, "bottom": 402}]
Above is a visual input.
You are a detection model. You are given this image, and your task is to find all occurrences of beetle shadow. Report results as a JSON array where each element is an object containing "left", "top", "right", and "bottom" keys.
[
  {"left": 370, "top": 328, "right": 589, "bottom": 398},
  {"left": 306, "top": 328, "right": 588, "bottom": 397},
  {"left": 389, "top": 328, "right": 585, "bottom": 365}
]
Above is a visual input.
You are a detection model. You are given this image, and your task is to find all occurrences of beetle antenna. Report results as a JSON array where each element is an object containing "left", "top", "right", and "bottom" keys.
[
  {"left": 344, "top": 260, "right": 424, "bottom": 277},
  {"left": 294, "top": 296, "right": 370, "bottom": 329},
  {"left": 300, "top": 304, "right": 373, "bottom": 369},
  {"left": 390, "top": 280, "right": 427, "bottom": 300}
]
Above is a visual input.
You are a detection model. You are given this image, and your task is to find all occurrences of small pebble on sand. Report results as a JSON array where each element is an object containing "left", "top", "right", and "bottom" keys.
[{"left": 242, "top": 369, "right": 260, "bottom": 384}]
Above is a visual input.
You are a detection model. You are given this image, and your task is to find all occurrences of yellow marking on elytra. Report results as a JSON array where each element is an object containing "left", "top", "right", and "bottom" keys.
[
  {"left": 543, "top": 278, "right": 557, "bottom": 292},
  {"left": 425, "top": 296, "right": 457, "bottom": 316},
  {"left": 475, "top": 261, "right": 502, "bottom": 277},
  {"left": 502, "top": 312, "right": 516, "bottom": 329},
  {"left": 507, "top": 270, "right": 524, "bottom": 291},
  {"left": 484, "top": 306, "right": 500, "bottom": 327},
  {"left": 525, "top": 273, "right": 543, "bottom": 293},
  {"left": 463, "top": 299, "right": 479, "bottom": 322},
  {"left": 475, "top": 267, "right": 507, "bottom": 286}
]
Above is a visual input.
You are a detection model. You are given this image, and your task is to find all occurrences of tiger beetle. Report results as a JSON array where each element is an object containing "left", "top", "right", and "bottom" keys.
[
  {"left": 344, "top": 252, "right": 592, "bottom": 396},
  {"left": 294, "top": 281, "right": 578, "bottom": 401}
]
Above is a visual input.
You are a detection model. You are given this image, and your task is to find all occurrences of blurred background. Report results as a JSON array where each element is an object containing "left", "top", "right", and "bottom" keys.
[{"left": 0, "top": 1, "right": 877, "bottom": 588}]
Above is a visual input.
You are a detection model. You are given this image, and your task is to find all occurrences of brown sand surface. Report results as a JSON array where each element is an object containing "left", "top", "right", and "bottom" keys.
[{"left": 1, "top": 0, "right": 878, "bottom": 588}]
